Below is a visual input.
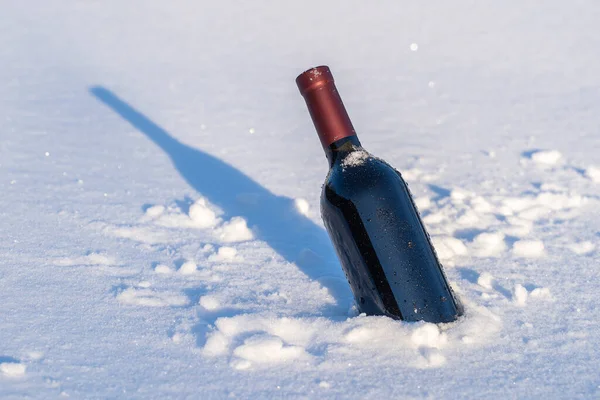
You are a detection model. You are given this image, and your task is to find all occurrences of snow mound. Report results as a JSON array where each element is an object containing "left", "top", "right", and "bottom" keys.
[
  {"left": 294, "top": 198, "right": 310, "bottom": 216},
  {"left": 0, "top": 362, "right": 26, "bottom": 377},
  {"left": 178, "top": 260, "right": 197, "bottom": 275},
  {"left": 584, "top": 166, "right": 600, "bottom": 183},
  {"left": 218, "top": 217, "right": 254, "bottom": 243},
  {"left": 512, "top": 240, "right": 545, "bottom": 258},
  {"left": 567, "top": 241, "right": 595, "bottom": 255},
  {"left": 188, "top": 198, "right": 219, "bottom": 228},
  {"left": 527, "top": 150, "right": 562, "bottom": 165},
  {"left": 208, "top": 246, "right": 239, "bottom": 262}
]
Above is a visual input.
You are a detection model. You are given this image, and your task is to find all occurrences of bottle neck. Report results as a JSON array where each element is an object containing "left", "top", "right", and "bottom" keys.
[
  {"left": 296, "top": 66, "right": 358, "bottom": 152},
  {"left": 325, "top": 135, "right": 362, "bottom": 167}
]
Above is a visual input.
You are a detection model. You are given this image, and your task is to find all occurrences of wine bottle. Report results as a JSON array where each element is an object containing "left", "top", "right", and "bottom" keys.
[{"left": 296, "top": 66, "right": 463, "bottom": 323}]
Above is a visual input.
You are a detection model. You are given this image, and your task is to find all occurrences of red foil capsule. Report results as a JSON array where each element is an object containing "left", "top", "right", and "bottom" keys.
[{"left": 296, "top": 66, "right": 357, "bottom": 149}]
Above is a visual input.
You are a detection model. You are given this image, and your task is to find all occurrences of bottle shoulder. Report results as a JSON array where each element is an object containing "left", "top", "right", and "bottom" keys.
[{"left": 323, "top": 150, "right": 405, "bottom": 200}]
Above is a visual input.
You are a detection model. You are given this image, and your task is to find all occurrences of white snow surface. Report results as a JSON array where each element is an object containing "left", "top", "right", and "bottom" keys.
[{"left": 1, "top": 1, "right": 600, "bottom": 398}]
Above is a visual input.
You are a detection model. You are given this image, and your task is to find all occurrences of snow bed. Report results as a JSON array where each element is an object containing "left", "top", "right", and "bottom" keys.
[{"left": 1, "top": 1, "right": 600, "bottom": 398}]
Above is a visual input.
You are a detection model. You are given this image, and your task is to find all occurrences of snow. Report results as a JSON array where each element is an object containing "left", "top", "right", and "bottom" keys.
[
  {"left": 2, "top": 0, "right": 600, "bottom": 398},
  {"left": 525, "top": 150, "right": 563, "bottom": 165},
  {"left": 512, "top": 240, "right": 546, "bottom": 258},
  {"left": 0, "top": 363, "right": 26, "bottom": 378},
  {"left": 341, "top": 148, "right": 370, "bottom": 168},
  {"left": 585, "top": 165, "right": 600, "bottom": 183}
]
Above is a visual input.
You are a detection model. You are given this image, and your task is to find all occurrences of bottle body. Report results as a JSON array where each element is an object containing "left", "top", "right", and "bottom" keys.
[
  {"left": 321, "top": 137, "right": 463, "bottom": 322},
  {"left": 296, "top": 65, "right": 462, "bottom": 323}
]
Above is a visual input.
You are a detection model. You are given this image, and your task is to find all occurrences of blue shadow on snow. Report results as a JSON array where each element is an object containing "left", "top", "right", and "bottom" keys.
[{"left": 89, "top": 86, "right": 351, "bottom": 313}]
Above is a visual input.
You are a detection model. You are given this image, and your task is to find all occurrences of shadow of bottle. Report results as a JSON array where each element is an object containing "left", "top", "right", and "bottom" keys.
[{"left": 89, "top": 86, "right": 352, "bottom": 315}]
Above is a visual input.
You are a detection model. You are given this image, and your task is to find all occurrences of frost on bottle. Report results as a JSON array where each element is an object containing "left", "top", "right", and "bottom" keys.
[{"left": 296, "top": 66, "right": 463, "bottom": 323}]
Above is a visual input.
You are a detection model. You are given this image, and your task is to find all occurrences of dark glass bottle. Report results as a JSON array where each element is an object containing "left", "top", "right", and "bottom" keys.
[{"left": 296, "top": 66, "right": 463, "bottom": 323}]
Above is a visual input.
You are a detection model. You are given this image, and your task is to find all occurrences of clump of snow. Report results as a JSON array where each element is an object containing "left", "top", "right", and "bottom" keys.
[
  {"left": 530, "top": 287, "right": 552, "bottom": 299},
  {"left": 450, "top": 188, "right": 472, "bottom": 201},
  {"left": 401, "top": 168, "right": 422, "bottom": 182},
  {"left": 527, "top": 150, "right": 562, "bottom": 165},
  {"left": 318, "top": 381, "right": 331, "bottom": 389},
  {"left": 145, "top": 205, "right": 165, "bottom": 217},
  {"left": 219, "top": 216, "right": 253, "bottom": 242},
  {"left": 154, "top": 264, "right": 173, "bottom": 274},
  {"left": 414, "top": 196, "right": 431, "bottom": 210},
  {"left": 0, "top": 362, "right": 26, "bottom": 377},
  {"left": 189, "top": 198, "right": 219, "bottom": 228},
  {"left": 471, "top": 232, "right": 507, "bottom": 257},
  {"left": 208, "top": 246, "right": 239, "bottom": 262},
  {"left": 477, "top": 272, "right": 494, "bottom": 290},
  {"left": 202, "top": 332, "right": 230, "bottom": 357},
  {"left": 470, "top": 196, "right": 493, "bottom": 213},
  {"left": 432, "top": 236, "right": 468, "bottom": 261},
  {"left": 535, "top": 192, "right": 585, "bottom": 210},
  {"left": 567, "top": 241, "right": 595, "bottom": 255},
  {"left": 419, "top": 347, "right": 447, "bottom": 368},
  {"left": 232, "top": 336, "right": 309, "bottom": 369},
  {"left": 341, "top": 149, "right": 370, "bottom": 168},
  {"left": 201, "top": 244, "right": 214, "bottom": 253},
  {"left": 178, "top": 260, "right": 197, "bottom": 275},
  {"left": 584, "top": 165, "right": 600, "bottom": 183},
  {"left": 410, "top": 43, "right": 419, "bottom": 51},
  {"left": 294, "top": 198, "right": 310, "bottom": 216},
  {"left": 502, "top": 217, "right": 533, "bottom": 237},
  {"left": 512, "top": 240, "right": 545, "bottom": 258},
  {"left": 411, "top": 323, "right": 448, "bottom": 349},
  {"left": 199, "top": 295, "right": 221, "bottom": 311},
  {"left": 513, "top": 284, "right": 528, "bottom": 306}
]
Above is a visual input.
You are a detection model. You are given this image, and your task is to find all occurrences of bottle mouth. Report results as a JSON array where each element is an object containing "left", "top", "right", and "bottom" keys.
[{"left": 296, "top": 65, "right": 335, "bottom": 96}]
